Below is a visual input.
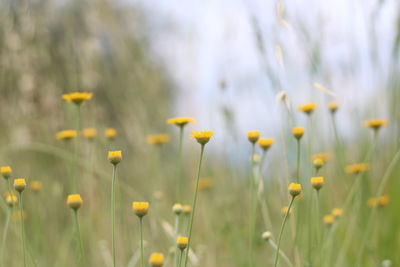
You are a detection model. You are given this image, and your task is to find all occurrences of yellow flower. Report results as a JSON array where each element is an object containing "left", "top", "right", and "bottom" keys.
[
  {"left": 149, "top": 252, "right": 165, "bottom": 267},
  {"left": 198, "top": 177, "right": 213, "bottom": 191},
  {"left": 13, "top": 178, "right": 26, "bottom": 193},
  {"left": 378, "top": 195, "right": 390, "bottom": 207},
  {"left": 298, "top": 102, "right": 318, "bottom": 115},
  {"left": 328, "top": 101, "right": 339, "bottom": 113},
  {"left": 108, "top": 151, "right": 122, "bottom": 165},
  {"left": 147, "top": 134, "right": 170, "bottom": 145},
  {"left": 345, "top": 163, "right": 371, "bottom": 174},
  {"left": 311, "top": 153, "right": 330, "bottom": 163},
  {"left": 288, "top": 183, "right": 302, "bottom": 197},
  {"left": 258, "top": 138, "right": 275, "bottom": 150},
  {"left": 67, "top": 194, "right": 83, "bottom": 210},
  {"left": 176, "top": 236, "right": 188, "bottom": 250},
  {"left": 0, "top": 166, "right": 12, "bottom": 179},
  {"left": 311, "top": 176, "right": 324, "bottom": 191},
  {"left": 30, "top": 181, "right": 42, "bottom": 192},
  {"left": 4, "top": 192, "right": 18, "bottom": 207},
  {"left": 313, "top": 158, "right": 324, "bottom": 170},
  {"left": 62, "top": 92, "right": 93, "bottom": 105},
  {"left": 323, "top": 215, "right": 334, "bottom": 226},
  {"left": 132, "top": 201, "right": 150, "bottom": 217},
  {"left": 82, "top": 128, "right": 97, "bottom": 139},
  {"left": 166, "top": 117, "right": 196, "bottom": 127},
  {"left": 247, "top": 131, "right": 260, "bottom": 143},
  {"left": 189, "top": 131, "right": 214, "bottom": 145},
  {"left": 363, "top": 119, "right": 388, "bottom": 131},
  {"left": 56, "top": 130, "right": 78, "bottom": 140},
  {"left": 183, "top": 205, "right": 191, "bottom": 215},
  {"left": 105, "top": 128, "right": 117, "bottom": 140},
  {"left": 292, "top": 127, "right": 304, "bottom": 140},
  {"left": 172, "top": 203, "right": 183, "bottom": 215},
  {"left": 331, "top": 208, "right": 343, "bottom": 218}
]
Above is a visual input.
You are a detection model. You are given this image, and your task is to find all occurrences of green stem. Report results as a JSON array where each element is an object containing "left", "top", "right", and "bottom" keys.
[
  {"left": 268, "top": 240, "right": 294, "bottom": 267},
  {"left": 274, "top": 197, "right": 295, "bottom": 267},
  {"left": 139, "top": 217, "right": 144, "bottom": 267},
  {"left": 19, "top": 192, "right": 26, "bottom": 267},
  {"left": 316, "top": 191, "right": 321, "bottom": 265},
  {"left": 111, "top": 165, "right": 117, "bottom": 267},
  {"left": 0, "top": 207, "right": 11, "bottom": 265},
  {"left": 248, "top": 143, "right": 256, "bottom": 266},
  {"left": 175, "top": 215, "right": 180, "bottom": 267},
  {"left": 73, "top": 210, "right": 84, "bottom": 264},
  {"left": 183, "top": 144, "right": 205, "bottom": 267},
  {"left": 296, "top": 140, "right": 301, "bottom": 183},
  {"left": 176, "top": 126, "right": 184, "bottom": 202},
  {"left": 178, "top": 250, "right": 183, "bottom": 267}
]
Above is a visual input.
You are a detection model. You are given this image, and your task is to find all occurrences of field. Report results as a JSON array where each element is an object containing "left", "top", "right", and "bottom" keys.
[{"left": 0, "top": 0, "right": 400, "bottom": 267}]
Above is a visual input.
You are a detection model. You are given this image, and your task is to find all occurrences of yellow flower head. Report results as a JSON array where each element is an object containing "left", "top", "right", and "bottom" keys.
[
  {"left": 0, "top": 166, "right": 12, "bottom": 179},
  {"left": 13, "top": 178, "right": 26, "bottom": 193},
  {"left": 198, "top": 177, "right": 213, "bottom": 191},
  {"left": 281, "top": 206, "right": 292, "bottom": 216},
  {"left": 132, "top": 201, "right": 150, "bottom": 217},
  {"left": 288, "top": 183, "right": 302, "bottom": 197},
  {"left": 149, "top": 252, "right": 165, "bottom": 267},
  {"left": 56, "top": 130, "right": 78, "bottom": 140},
  {"left": 62, "top": 92, "right": 93, "bottom": 105},
  {"left": 311, "top": 176, "right": 324, "bottom": 191},
  {"left": 82, "top": 128, "right": 97, "bottom": 140},
  {"left": 258, "top": 138, "right": 275, "bottom": 150},
  {"left": 378, "top": 195, "right": 390, "bottom": 207},
  {"left": 328, "top": 101, "right": 339, "bottom": 113},
  {"left": 147, "top": 134, "right": 170, "bottom": 146},
  {"left": 30, "top": 181, "right": 42, "bottom": 192},
  {"left": 189, "top": 131, "right": 214, "bottom": 145},
  {"left": 247, "top": 131, "right": 260, "bottom": 143},
  {"left": 345, "top": 163, "right": 371, "bottom": 174},
  {"left": 331, "top": 208, "right": 343, "bottom": 218},
  {"left": 4, "top": 192, "right": 18, "bottom": 207},
  {"left": 67, "top": 194, "right": 83, "bottom": 210},
  {"left": 292, "top": 127, "right": 304, "bottom": 140},
  {"left": 323, "top": 215, "right": 335, "bottom": 226},
  {"left": 183, "top": 205, "right": 191, "bottom": 215},
  {"left": 312, "top": 153, "right": 330, "bottom": 164},
  {"left": 172, "top": 203, "right": 183, "bottom": 215},
  {"left": 298, "top": 102, "right": 318, "bottom": 115},
  {"left": 166, "top": 117, "right": 196, "bottom": 127},
  {"left": 313, "top": 158, "right": 324, "bottom": 170},
  {"left": 105, "top": 128, "right": 117, "bottom": 140},
  {"left": 363, "top": 119, "right": 388, "bottom": 131},
  {"left": 108, "top": 151, "right": 122, "bottom": 165},
  {"left": 176, "top": 236, "right": 189, "bottom": 250}
]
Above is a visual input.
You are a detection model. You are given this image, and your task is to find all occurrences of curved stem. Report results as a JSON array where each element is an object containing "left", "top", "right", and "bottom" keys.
[
  {"left": 111, "top": 165, "right": 117, "bottom": 267},
  {"left": 274, "top": 197, "right": 295, "bottom": 267},
  {"left": 183, "top": 144, "right": 205, "bottom": 267},
  {"left": 268, "top": 239, "right": 294, "bottom": 267},
  {"left": 0, "top": 207, "right": 11, "bottom": 265}
]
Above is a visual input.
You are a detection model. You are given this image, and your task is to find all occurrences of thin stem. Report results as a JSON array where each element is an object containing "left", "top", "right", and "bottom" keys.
[
  {"left": 248, "top": 143, "right": 256, "bottom": 267},
  {"left": 174, "top": 215, "right": 180, "bottom": 267},
  {"left": 183, "top": 144, "right": 205, "bottom": 267},
  {"left": 316, "top": 191, "right": 321, "bottom": 265},
  {"left": 296, "top": 140, "right": 301, "bottom": 183},
  {"left": 19, "top": 192, "right": 26, "bottom": 267},
  {"left": 176, "top": 125, "right": 184, "bottom": 202},
  {"left": 0, "top": 207, "right": 11, "bottom": 265},
  {"left": 73, "top": 210, "right": 84, "bottom": 264},
  {"left": 178, "top": 250, "right": 183, "bottom": 267},
  {"left": 268, "top": 240, "right": 294, "bottom": 267},
  {"left": 139, "top": 217, "right": 144, "bottom": 267},
  {"left": 274, "top": 197, "right": 295, "bottom": 267},
  {"left": 111, "top": 165, "right": 117, "bottom": 267}
]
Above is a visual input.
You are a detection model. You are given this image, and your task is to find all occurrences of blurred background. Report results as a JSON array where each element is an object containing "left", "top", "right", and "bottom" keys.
[{"left": 0, "top": 0, "right": 399, "bottom": 266}]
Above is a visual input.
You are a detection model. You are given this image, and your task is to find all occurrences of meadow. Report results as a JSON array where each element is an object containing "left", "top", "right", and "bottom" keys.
[{"left": 1, "top": 0, "right": 400, "bottom": 267}]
